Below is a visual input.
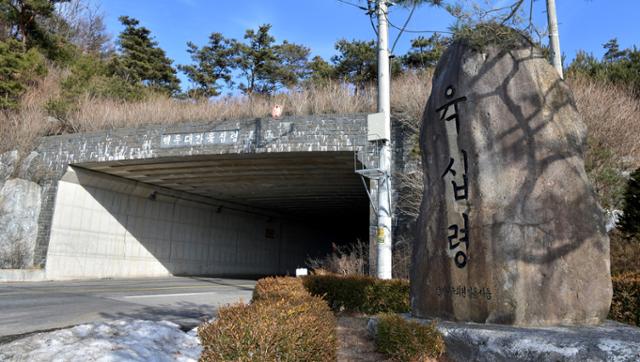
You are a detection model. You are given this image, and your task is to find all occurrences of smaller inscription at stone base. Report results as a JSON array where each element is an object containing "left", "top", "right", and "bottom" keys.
[{"left": 435, "top": 285, "right": 492, "bottom": 300}]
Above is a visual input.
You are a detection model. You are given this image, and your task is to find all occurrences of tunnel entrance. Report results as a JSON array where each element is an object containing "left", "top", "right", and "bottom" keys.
[{"left": 44, "top": 151, "right": 369, "bottom": 279}]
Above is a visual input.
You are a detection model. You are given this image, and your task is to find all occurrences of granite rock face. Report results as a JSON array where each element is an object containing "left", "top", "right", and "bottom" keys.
[
  {"left": 412, "top": 39, "right": 612, "bottom": 326},
  {"left": 0, "top": 179, "right": 41, "bottom": 268},
  {"left": 17, "top": 151, "right": 47, "bottom": 183},
  {"left": 368, "top": 316, "right": 640, "bottom": 362},
  {"left": 0, "top": 150, "right": 19, "bottom": 189}
]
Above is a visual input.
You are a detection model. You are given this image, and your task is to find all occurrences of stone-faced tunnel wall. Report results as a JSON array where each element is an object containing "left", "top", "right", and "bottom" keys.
[{"left": 23, "top": 114, "right": 411, "bottom": 278}]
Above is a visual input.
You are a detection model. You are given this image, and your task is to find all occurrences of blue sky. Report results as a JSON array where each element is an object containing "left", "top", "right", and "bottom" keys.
[{"left": 92, "top": 0, "right": 640, "bottom": 91}]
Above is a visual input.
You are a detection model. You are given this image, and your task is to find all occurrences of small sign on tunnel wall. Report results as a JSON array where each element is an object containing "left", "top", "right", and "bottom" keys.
[
  {"left": 161, "top": 130, "right": 239, "bottom": 148},
  {"left": 265, "top": 228, "right": 276, "bottom": 239}
]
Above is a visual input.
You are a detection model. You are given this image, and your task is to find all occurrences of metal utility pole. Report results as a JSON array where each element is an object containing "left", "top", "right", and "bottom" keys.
[
  {"left": 546, "top": 0, "right": 563, "bottom": 78},
  {"left": 375, "top": 0, "right": 393, "bottom": 280}
]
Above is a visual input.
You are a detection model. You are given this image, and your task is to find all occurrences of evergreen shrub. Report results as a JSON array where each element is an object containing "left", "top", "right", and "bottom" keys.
[
  {"left": 609, "top": 272, "right": 640, "bottom": 326},
  {"left": 303, "top": 275, "right": 410, "bottom": 314},
  {"left": 375, "top": 313, "right": 445, "bottom": 362},
  {"left": 0, "top": 40, "right": 46, "bottom": 110},
  {"left": 198, "top": 277, "right": 336, "bottom": 362},
  {"left": 251, "top": 276, "right": 308, "bottom": 302},
  {"left": 610, "top": 230, "right": 640, "bottom": 275},
  {"left": 452, "top": 22, "right": 533, "bottom": 52},
  {"left": 619, "top": 168, "right": 640, "bottom": 237}
]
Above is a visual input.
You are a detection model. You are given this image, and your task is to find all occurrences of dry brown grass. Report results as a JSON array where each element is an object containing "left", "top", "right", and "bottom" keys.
[
  {"left": 0, "top": 68, "right": 64, "bottom": 154},
  {"left": 66, "top": 82, "right": 376, "bottom": 132},
  {"left": 391, "top": 69, "right": 433, "bottom": 132},
  {"left": 570, "top": 76, "right": 640, "bottom": 170},
  {"left": 64, "top": 70, "right": 431, "bottom": 132},
  {"left": 307, "top": 240, "right": 369, "bottom": 276},
  {"left": 0, "top": 111, "right": 46, "bottom": 154},
  {"left": 0, "top": 70, "right": 435, "bottom": 154},
  {"left": 1, "top": 68, "right": 637, "bottom": 174}
]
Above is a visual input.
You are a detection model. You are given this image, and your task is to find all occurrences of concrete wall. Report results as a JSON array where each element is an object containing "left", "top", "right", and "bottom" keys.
[{"left": 45, "top": 167, "right": 326, "bottom": 280}]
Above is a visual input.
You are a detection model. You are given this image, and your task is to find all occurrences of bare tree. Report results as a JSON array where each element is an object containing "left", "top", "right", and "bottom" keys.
[
  {"left": 50, "top": 0, "right": 112, "bottom": 55},
  {"left": 306, "top": 240, "right": 369, "bottom": 276},
  {"left": 0, "top": 241, "right": 30, "bottom": 269}
]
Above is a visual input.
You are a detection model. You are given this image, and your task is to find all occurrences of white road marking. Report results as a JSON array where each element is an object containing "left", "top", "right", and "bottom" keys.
[{"left": 122, "top": 291, "right": 220, "bottom": 299}]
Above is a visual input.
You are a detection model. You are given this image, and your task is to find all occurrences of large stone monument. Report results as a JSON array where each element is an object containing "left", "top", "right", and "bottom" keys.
[{"left": 412, "top": 34, "right": 612, "bottom": 326}]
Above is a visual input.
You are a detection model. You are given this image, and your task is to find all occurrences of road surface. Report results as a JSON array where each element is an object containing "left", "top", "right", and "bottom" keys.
[{"left": 0, "top": 276, "right": 255, "bottom": 341}]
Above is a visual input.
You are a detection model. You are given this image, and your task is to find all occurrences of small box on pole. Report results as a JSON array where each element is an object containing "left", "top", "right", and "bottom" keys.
[{"left": 367, "top": 112, "right": 390, "bottom": 142}]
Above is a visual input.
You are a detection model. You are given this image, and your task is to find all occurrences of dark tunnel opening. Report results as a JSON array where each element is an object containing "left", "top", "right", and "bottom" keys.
[{"left": 44, "top": 151, "right": 371, "bottom": 279}]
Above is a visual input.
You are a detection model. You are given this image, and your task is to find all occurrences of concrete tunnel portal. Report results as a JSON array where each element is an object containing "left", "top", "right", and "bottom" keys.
[{"left": 36, "top": 116, "right": 379, "bottom": 279}]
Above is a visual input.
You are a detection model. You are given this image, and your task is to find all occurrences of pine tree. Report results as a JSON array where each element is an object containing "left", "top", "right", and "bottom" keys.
[
  {"left": 0, "top": 0, "right": 73, "bottom": 61},
  {"left": 112, "top": 16, "right": 179, "bottom": 95},
  {"left": 619, "top": 168, "right": 640, "bottom": 238},
  {"left": 272, "top": 40, "right": 309, "bottom": 90},
  {"left": 567, "top": 39, "right": 640, "bottom": 95},
  {"left": 403, "top": 34, "right": 449, "bottom": 69},
  {"left": 178, "top": 32, "right": 236, "bottom": 99},
  {"left": 332, "top": 39, "right": 377, "bottom": 92},
  {"left": 603, "top": 38, "right": 625, "bottom": 63},
  {"left": 0, "top": 39, "right": 46, "bottom": 109},
  {"left": 306, "top": 55, "right": 334, "bottom": 87},
  {"left": 233, "top": 24, "right": 278, "bottom": 95},
  {"left": 232, "top": 24, "right": 309, "bottom": 95}
]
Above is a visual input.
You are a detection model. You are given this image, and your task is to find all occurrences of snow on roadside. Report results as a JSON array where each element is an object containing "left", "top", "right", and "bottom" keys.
[
  {"left": 0, "top": 319, "right": 202, "bottom": 362},
  {"left": 605, "top": 209, "right": 623, "bottom": 232}
]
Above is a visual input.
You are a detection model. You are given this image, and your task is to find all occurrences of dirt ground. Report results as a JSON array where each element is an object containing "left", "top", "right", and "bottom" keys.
[
  {"left": 336, "top": 315, "right": 450, "bottom": 362},
  {"left": 337, "top": 316, "right": 390, "bottom": 362}
]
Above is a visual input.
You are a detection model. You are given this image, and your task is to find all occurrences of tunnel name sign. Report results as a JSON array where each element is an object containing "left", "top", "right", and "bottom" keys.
[{"left": 161, "top": 130, "right": 239, "bottom": 148}]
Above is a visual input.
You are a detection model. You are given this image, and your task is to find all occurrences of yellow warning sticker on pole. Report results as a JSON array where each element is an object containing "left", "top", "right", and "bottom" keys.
[{"left": 377, "top": 227, "right": 385, "bottom": 243}]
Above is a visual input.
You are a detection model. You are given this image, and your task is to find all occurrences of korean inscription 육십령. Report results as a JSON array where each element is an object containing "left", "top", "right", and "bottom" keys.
[{"left": 436, "top": 85, "right": 471, "bottom": 269}]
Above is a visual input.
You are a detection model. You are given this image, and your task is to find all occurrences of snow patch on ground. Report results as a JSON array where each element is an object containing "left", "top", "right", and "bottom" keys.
[
  {"left": 597, "top": 338, "right": 639, "bottom": 362},
  {"left": 467, "top": 329, "right": 579, "bottom": 357},
  {"left": 0, "top": 320, "right": 202, "bottom": 362},
  {"left": 605, "top": 209, "right": 623, "bottom": 232},
  {"left": 510, "top": 338, "right": 579, "bottom": 357}
]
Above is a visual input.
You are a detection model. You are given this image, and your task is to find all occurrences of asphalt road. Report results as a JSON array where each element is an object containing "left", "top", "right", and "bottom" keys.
[{"left": 0, "top": 276, "right": 255, "bottom": 341}]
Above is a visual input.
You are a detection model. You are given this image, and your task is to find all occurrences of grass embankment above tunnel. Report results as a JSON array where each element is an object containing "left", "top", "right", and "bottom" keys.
[{"left": 2, "top": 69, "right": 637, "bottom": 210}]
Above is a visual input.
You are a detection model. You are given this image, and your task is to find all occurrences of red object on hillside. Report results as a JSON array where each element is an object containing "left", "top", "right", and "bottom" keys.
[{"left": 271, "top": 104, "right": 283, "bottom": 119}]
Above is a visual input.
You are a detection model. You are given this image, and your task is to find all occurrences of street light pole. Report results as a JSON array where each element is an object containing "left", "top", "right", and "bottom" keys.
[
  {"left": 376, "top": 0, "right": 393, "bottom": 279},
  {"left": 546, "top": 0, "right": 563, "bottom": 78}
]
